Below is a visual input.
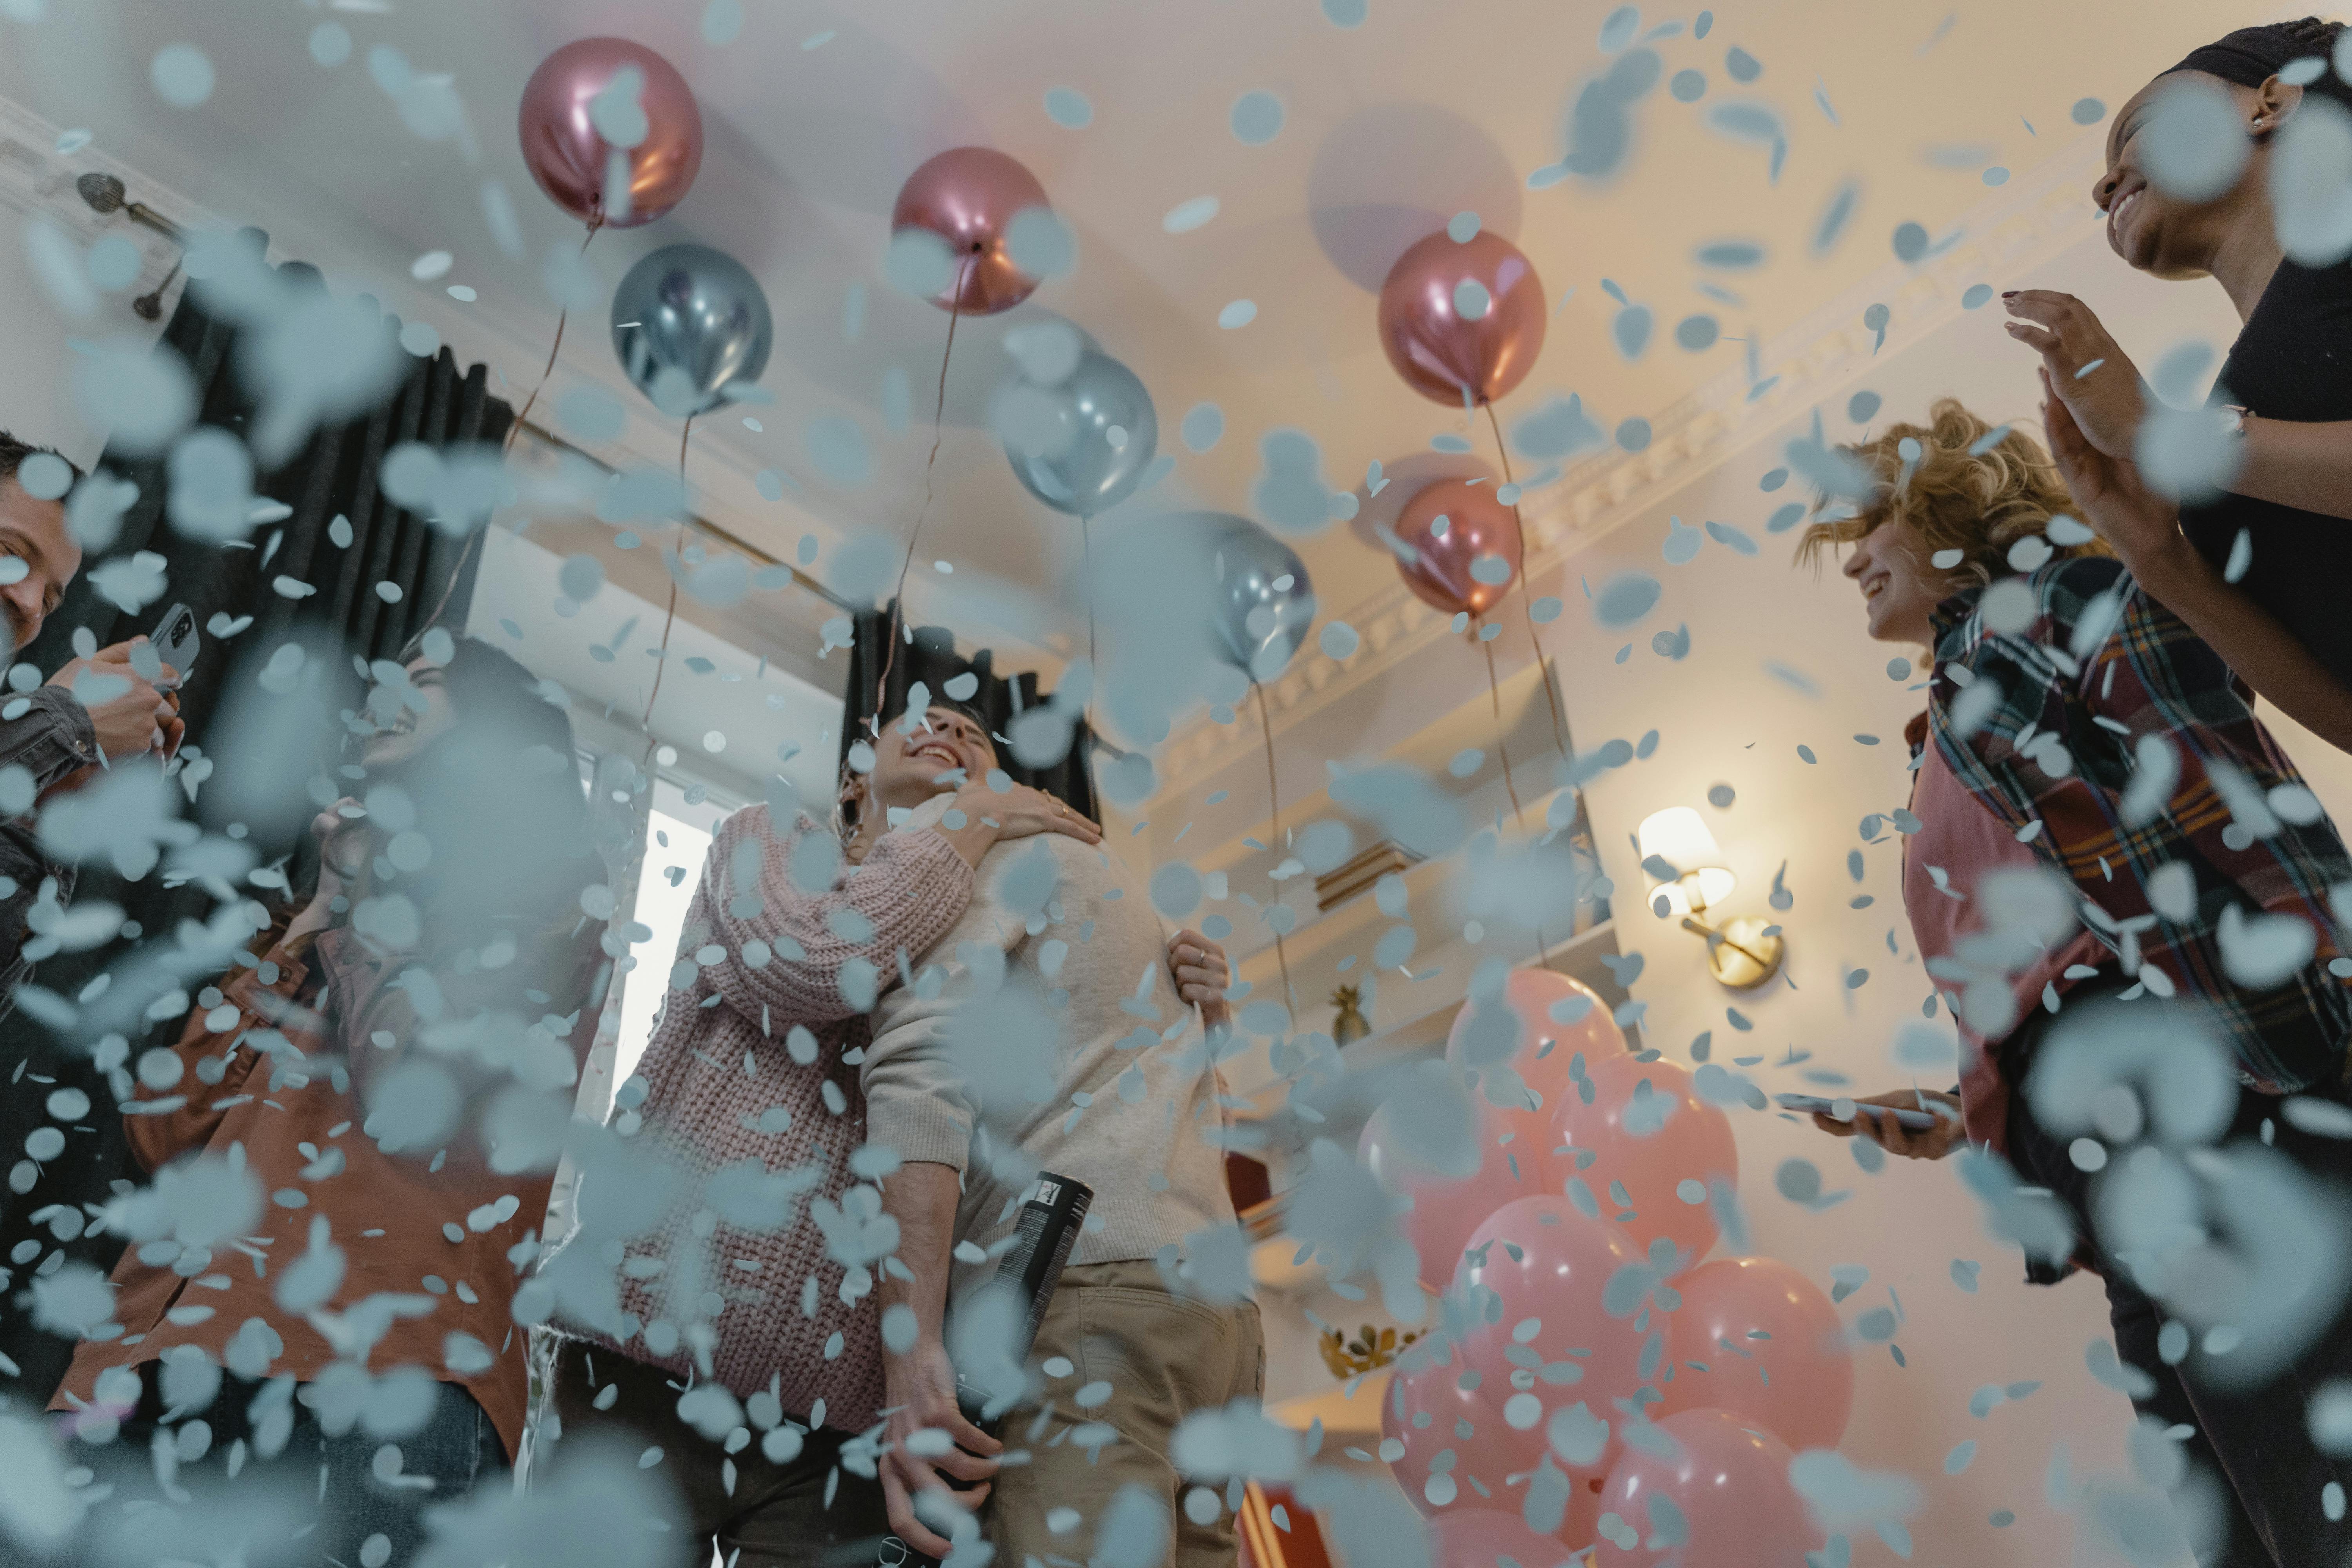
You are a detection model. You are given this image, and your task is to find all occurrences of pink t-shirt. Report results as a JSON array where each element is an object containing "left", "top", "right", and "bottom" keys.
[{"left": 1902, "top": 719, "right": 2103, "bottom": 1150}]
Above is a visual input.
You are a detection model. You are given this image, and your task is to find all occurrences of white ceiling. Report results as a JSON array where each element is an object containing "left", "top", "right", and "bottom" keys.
[{"left": 0, "top": 0, "right": 2276, "bottom": 676}]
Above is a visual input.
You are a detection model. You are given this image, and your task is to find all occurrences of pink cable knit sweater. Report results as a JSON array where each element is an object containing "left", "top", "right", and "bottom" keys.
[{"left": 552, "top": 806, "right": 974, "bottom": 1434}]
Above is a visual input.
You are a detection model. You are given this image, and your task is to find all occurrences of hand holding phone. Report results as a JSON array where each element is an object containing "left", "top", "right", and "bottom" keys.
[
  {"left": 147, "top": 602, "right": 200, "bottom": 687},
  {"left": 1777, "top": 1093, "right": 1940, "bottom": 1132}
]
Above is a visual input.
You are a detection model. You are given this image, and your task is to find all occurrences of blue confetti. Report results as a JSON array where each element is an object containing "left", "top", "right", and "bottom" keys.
[
  {"left": 1181, "top": 403, "right": 1225, "bottom": 453},
  {"left": 1163, "top": 196, "right": 1220, "bottom": 234},
  {"left": 1694, "top": 239, "right": 1766, "bottom": 269},
  {"left": 2071, "top": 97, "right": 2106, "bottom": 126},
  {"left": 1595, "top": 571, "right": 1662, "bottom": 627},
  {"left": 1671, "top": 69, "right": 1707, "bottom": 102},
  {"left": 1230, "top": 91, "right": 1285, "bottom": 145},
  {"left": 1724, "top": 45, "right": 1761, "bottom": 81},
  {"left": 1613, "top": 304, "right": 1654, "bottom": 359},
  {"left": 1043, "top": 87, "right": 1093, "bottom": 128}
]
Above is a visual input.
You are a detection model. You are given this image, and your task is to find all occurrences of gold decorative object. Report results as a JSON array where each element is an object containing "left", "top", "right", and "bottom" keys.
[
  {"left": 1319, "top": 1323, "right": 1419, "bottom": 1379},
  {"left": 1330, "top": 984, "right": 1371, "bottom": 1047},
  {"left": 1635, "top": 806, "right": 1786, "bottom": 989}
]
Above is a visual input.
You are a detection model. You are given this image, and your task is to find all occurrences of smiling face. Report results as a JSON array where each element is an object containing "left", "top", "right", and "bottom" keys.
[
  {"left": 2094, "top": 71, "right": 2277, "bottom": 279},
  {"left": 1840, "top": 521, "right": 1949, "bottom": 647},
  {"left": 0, "top": 477, "right": 79, "bottom": 656},
  {"left": 860, "top": 704, "right": 998, "bottom": 817},
  {"left": 360, "top": 657, "right": 456, "bottom": 769}
]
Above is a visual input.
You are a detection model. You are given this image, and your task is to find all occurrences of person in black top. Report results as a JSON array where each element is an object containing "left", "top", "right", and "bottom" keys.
[{"left": 2004, "top": 17, "right": 2352, "bottom": 756}]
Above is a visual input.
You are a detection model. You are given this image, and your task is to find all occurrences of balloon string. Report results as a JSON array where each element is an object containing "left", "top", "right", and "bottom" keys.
[
  {"left": 1479, "top": 623, "right": 1526, "bottom": 830},
  {"left": 505, "top": 218, "right": 604, "bottom": 457},
  {"left": 641, "top": 410, "right": 697, "bottom": 753},
  {"left": 875, "top": 252, "right": 975, "bottom": 718},
  {"left": 1252, "top": 680, "right": 1298, "bottom": 1025},
  {"left": 419, "top": 221, "right": 606, "bottom": 638},
  {"left": 1080, "top": 510, "right": 1100, "bottom": 725},
  {"left": 1482, "top": 399, "right": 1570, "bottom": 763}
]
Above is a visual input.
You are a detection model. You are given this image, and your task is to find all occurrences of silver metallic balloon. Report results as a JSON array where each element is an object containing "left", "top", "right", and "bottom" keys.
[
  {"left": 1192, "top": 512, "right": 1315, "bottom": 681},
  {"left": 995, "top": 348, "right": 1159, "bottom": 516},
  {"left": 611, "top": 244, "right": 773, "bottom": 416}
]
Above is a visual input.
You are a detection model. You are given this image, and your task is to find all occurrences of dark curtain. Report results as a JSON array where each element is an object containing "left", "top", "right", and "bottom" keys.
[
  {"left": 839, "top": 605, "right": 1098, "bottom": 820},
  {"left": 0, "top": 234, "right": 514, "bottom": 1405}
]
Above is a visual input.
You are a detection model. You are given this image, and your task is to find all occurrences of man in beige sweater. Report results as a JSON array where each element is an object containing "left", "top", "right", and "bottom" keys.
[{"left": 849, "top": 711, "right": 1256, "bottom": 1567}]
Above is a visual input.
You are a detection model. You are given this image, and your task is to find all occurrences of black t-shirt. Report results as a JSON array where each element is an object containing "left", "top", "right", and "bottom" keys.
[{"left": 2181, "top": 258, "right": 2352, "bottom": 688}]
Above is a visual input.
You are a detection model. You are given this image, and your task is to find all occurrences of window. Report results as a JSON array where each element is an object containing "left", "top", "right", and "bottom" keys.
[{"left": 610, "top": 777, "right": 732, "bottom": 1089}]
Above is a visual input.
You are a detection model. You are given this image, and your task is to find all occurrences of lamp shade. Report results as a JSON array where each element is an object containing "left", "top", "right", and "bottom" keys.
[{"left": 1636, "top": 806, "right": 1735, "bottom": 915}]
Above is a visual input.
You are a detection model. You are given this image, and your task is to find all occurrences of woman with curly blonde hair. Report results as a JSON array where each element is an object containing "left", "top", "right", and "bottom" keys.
[{"left": 1799, "top": 398, "right": 2352, "bottom": 1567}]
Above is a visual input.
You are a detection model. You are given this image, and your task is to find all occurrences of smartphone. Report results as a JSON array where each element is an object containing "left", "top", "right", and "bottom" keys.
[
  {"left": 147, "top": 602, "right": 200, "bottom": 684},
  {"left": 1777, "top": 1092, "right": 1940, "bottom": 1132}
]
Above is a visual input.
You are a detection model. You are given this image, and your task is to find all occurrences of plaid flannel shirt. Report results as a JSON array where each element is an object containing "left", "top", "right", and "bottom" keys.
[{"left": 1926, "top": 555, "right": 2352, "bottom": 1093}]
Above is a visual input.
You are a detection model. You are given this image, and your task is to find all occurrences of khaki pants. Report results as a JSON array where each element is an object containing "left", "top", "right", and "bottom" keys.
[{"left": 984, "top": 1261, "right": 1265, "bottom": 1568}]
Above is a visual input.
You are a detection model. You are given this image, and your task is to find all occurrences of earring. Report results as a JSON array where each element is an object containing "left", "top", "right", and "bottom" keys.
[{"left": 2254, "top": 116, "right": 2265, "bottom": 130}]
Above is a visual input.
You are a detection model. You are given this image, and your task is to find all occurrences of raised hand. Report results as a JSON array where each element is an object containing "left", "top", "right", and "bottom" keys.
[
  {"left": 2040, "top": 367, "right": 2188, "bottom": 577},
  {"left": 2004, "top": 289, "right": 2151, "bottom": 461}
]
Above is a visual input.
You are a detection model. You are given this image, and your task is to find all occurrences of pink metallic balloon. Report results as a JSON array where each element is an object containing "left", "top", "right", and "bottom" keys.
[
  {"left": 1360, "top": 1096, "right": 1560, "bottom": 1292},
  {"left": 519, "top": 38, "right": 704, "bottom": 229},
  {"left": 1593, "top": 1409, "right": 1818, "bottom": 1568},
  {"left": 1378, "top": 229, "right": 1548, "bottom": 407},
  {"left": 1654, "top": 1258, "right": 1854, "bottom": 1452},
  {"left": 1382, "top": 1350, "right": 1544, "bottom": 1519},
  {"left": 1550, "top": 1053, "right": 1737, "bottom": 1269},
  {"left": 1394, "top": 478, "right": 1523, "bottom": 617},
  {"left": 1458, "top": 1198, "right": 1664, "bottom": 1494},
  {"left": 892, "top": 147, "right": 1052, "bottom": 315},
  {"left": 1447, "top": 968, "right": 1628, "bottom": 1152},
  {"left": 1427, "top": 1506, "right": 1584, "bottom": 1568}
]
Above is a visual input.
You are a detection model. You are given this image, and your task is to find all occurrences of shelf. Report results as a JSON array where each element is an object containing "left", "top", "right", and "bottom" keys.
[
  {"left": 1228, "top": 915, "right": 1628, "bottom": 1108},
  {"left": 1267, "top": 1368, "right": 1392, "bottom": 1437}
]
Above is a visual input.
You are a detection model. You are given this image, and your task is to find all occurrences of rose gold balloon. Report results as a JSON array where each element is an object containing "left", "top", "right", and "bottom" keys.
[
  {"left": 892, "top": 147, "right": 1052, "bottom": 316},
  {"left": 1378, "top": 229, "right": 1547, "bottom": 406},
  {"left": 1393, "top": 478, "right": 1523, "bottom": 616},
  {"left": 519, "top": 38, "right": 704, "bottom": 229}
]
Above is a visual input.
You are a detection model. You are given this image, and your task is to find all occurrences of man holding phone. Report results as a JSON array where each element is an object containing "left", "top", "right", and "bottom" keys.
[{"left": 0, "top": 431, "right": 185, "bottom": 1018}]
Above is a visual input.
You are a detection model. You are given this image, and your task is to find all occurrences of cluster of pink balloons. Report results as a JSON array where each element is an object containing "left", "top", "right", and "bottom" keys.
[{"left": 1361, "top": 967, "right": 1848, "bottom": 1564}]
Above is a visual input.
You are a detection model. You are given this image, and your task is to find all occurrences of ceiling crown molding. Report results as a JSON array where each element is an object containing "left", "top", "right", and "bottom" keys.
[{"left": 1145, "top": 134, "right": 2111, "bottom": 801}]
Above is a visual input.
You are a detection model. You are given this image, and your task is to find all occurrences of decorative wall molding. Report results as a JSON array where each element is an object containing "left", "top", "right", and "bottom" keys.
[{"left": 1142, "top": 134, "right": 2111, "bottom": 804}]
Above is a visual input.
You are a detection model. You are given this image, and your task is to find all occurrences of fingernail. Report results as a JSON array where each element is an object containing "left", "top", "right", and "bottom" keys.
[{"left": 2001, "top": 291, "right": 2018, "bottom": 298}]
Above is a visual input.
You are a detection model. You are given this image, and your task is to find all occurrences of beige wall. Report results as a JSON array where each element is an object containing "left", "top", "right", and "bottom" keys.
[{"left": 1524, "top": 227, "right": 2245, "bottom": 1563}]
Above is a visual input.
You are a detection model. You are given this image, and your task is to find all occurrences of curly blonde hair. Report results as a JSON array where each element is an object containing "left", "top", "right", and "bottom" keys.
[{"left": 1793, "top": 398, "right": 2109, "bottom": 587}]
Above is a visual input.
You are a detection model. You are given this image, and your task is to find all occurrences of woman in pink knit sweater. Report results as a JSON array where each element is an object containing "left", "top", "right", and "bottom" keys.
[{"left": 534, "top": 701, "right": 1100, "bottom": 1564}]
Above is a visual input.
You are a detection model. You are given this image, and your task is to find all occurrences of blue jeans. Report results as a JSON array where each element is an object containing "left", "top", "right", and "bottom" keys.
[{"left": 64, "top": 1367, "right": 507, "bottom": 1567}]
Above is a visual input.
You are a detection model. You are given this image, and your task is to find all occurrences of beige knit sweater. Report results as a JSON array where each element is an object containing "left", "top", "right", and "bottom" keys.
[
  {"left": 543, "top": 806, "right": 973, "bottom": 1433},
  {"left": 862, "top": 795, "right": 1236, "bottom": 1302}
]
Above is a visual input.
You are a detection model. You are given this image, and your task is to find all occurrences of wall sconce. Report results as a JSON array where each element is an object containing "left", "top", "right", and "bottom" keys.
[{"left": 1635, "top": 806, "right": 1784, "bottom": 990}]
